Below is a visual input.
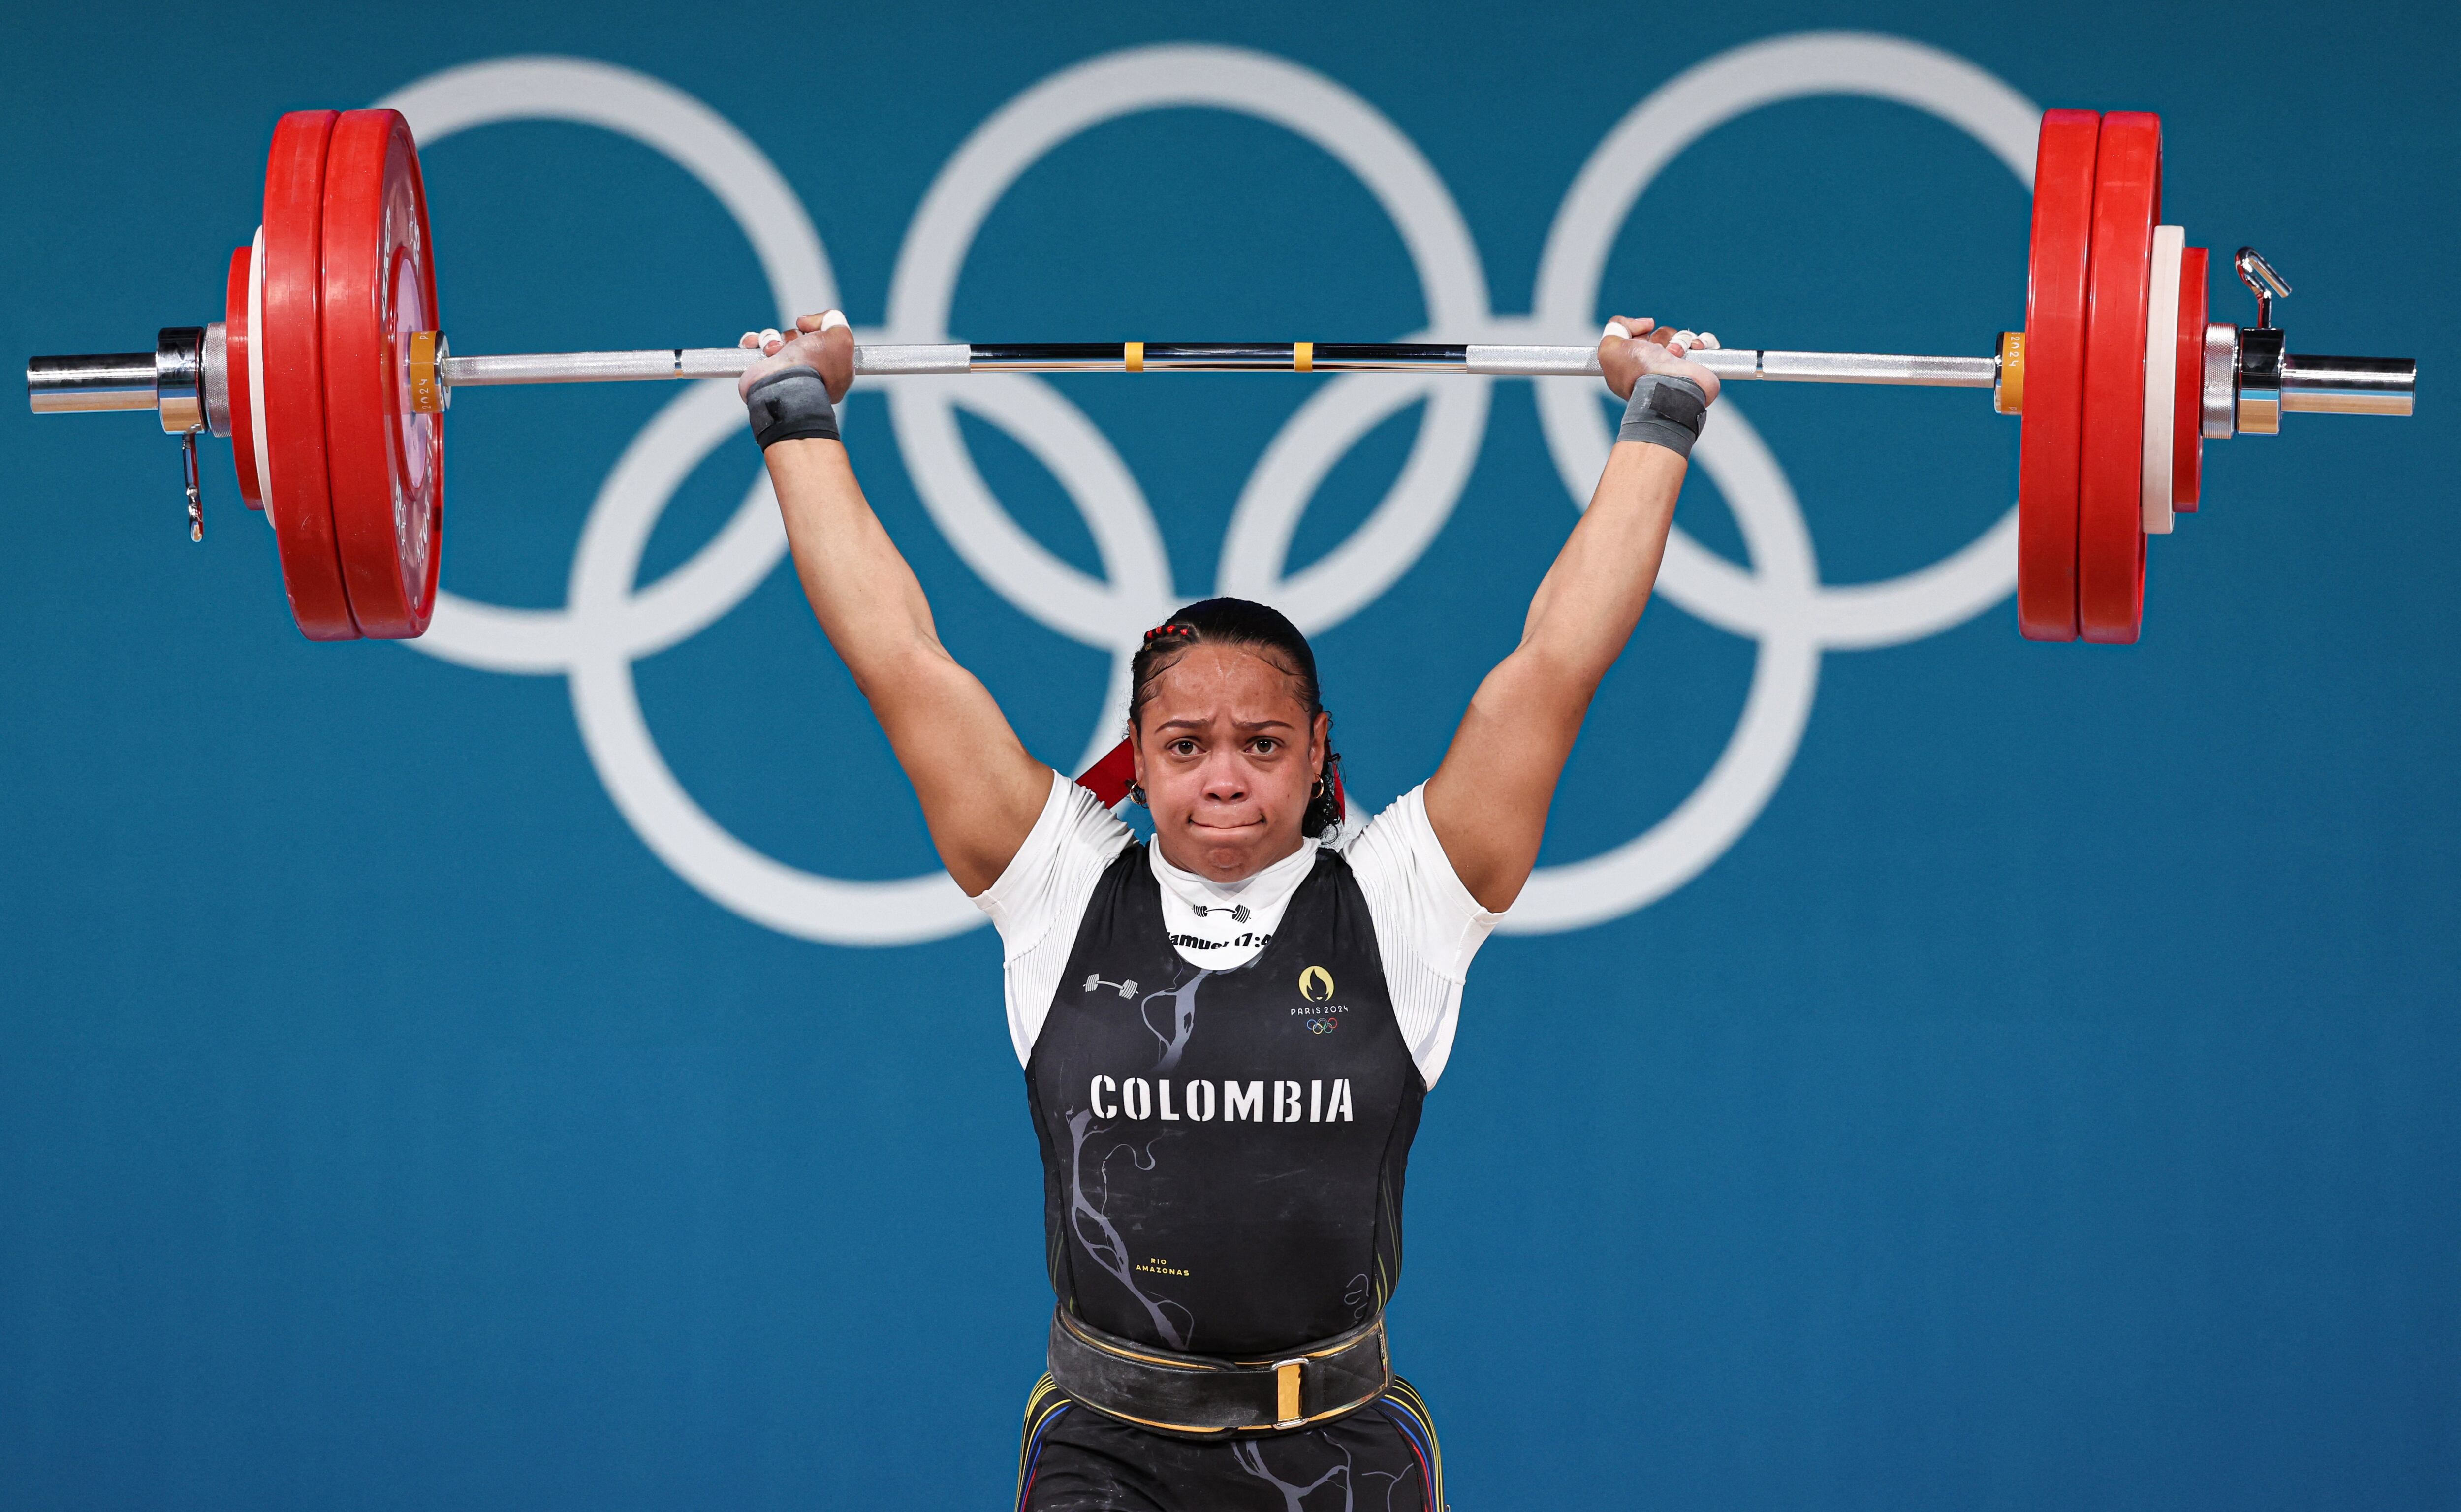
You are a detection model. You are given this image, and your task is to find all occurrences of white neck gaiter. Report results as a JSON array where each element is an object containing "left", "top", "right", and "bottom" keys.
[{"left": 1148, "top": 836, "right": 1321, "bottom": 972}]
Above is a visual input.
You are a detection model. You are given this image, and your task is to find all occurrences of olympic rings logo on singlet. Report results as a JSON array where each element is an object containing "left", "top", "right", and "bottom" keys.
[{"left": 377, "top": 34, "right": 2043, "bottom": 946}]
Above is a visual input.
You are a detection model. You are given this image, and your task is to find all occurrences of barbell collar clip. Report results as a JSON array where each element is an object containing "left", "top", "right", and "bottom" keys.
[
  {"left": 2237, "top": 326, "right": 2286, "bottom": 434},
  {"left": 181, "top": 426, "right": 203, "bottom": 543},
  {"left": 2236, "top": 246, "right": 2291, "bottom": 330},
  {"left": 150, "top": 326, "right": 208, "bottom": 436}
]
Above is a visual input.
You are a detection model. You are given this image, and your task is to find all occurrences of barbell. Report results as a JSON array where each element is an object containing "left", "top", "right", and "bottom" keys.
[{"left": 24, "top": 106, "right": 2417, "bottom": 645}]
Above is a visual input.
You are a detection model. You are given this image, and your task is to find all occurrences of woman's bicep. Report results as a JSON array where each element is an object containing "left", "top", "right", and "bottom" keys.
[
  {"left": 1422, "top": 649, "right": 1588, "bottom": 912},
  {"left": 864, "top": 644, "right": 1058, "bottom": 894}
]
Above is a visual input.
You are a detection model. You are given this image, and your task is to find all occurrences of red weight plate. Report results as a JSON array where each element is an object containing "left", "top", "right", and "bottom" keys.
[
  {"left": 2173, "top": 245, "right": 2207, "bottom": 511},
  {"left": 2077, "top": 111, "right": 2161, "bottom": 644},
  {"left": 2016, "top": 109, "right": 2100, "bottom": 643},
  {"left": 224, "top": 245, "right": 263, "bottom": 508},
  {"left": 319, "top": 108, "right": 443, "bottom": 639},
  {"left": 261, "top": 109, "right": 359, "bottom": 640}
]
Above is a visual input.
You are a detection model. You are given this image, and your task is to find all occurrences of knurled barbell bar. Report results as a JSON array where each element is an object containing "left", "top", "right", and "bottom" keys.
[{"left": 24, "top": 106, "right": 2417, "bottom": 645}]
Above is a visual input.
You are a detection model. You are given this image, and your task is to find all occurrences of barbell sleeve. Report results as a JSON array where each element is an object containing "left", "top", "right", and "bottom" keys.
[
  {"left": 2277, "top": 352, "right": 2417, "bottom": 416},
  {"left": 26, "top": 351, "right": 160, "bottom": 413}
]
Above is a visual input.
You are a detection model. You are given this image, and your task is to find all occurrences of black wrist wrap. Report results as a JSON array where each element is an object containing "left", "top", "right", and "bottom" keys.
[
  {"left": 1616, "top": 373, "right": 1710, "bottom": 459},
  {"left": 744, "top": 366, "right": 840, "bottom": 449}
]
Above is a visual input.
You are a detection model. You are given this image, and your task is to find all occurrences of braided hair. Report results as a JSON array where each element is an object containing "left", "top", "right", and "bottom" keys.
[{"left": 1129, "top": 598, "right": 1345, "bottom": 838}]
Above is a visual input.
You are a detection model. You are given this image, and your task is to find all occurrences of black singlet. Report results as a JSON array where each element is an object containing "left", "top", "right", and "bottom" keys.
[
  {"left": 1017, "top": 841, "right": 1446, "bottom": 1511},
  {"left": 1026, "top": 841, "right": 1427, "bottom": 1355}
]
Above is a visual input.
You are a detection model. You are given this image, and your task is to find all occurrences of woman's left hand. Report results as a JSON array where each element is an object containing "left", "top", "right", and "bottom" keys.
[{"left": 736, "top": 310, "right": 856, "bottom": 403}]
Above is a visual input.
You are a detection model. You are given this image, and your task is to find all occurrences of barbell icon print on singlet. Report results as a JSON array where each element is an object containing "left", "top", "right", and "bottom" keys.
[{"left": 383, "top": 32, "right": 2045, "bottom": 946}]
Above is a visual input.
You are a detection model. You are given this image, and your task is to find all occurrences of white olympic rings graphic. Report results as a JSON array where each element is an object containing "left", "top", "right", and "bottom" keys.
[{"left": 379, "top": 31, "right": 2041, "bottom": 945}]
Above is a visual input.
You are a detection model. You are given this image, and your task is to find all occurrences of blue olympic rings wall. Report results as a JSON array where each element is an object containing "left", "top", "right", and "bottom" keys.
[{"left": 3, "top": 3, "right": 2455, "bottom": 1510}]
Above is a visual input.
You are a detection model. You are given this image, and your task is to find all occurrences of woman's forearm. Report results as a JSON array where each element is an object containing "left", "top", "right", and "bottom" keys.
[
  {"left": 761, "top": 437, "right": 946, "bottom": 693},
  {"left": 1515, "top": 439, "right": 1687, "bottom": 689}
]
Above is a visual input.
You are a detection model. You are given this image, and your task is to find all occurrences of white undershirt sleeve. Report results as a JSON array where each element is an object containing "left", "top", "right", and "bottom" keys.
[
  {"left": 972, "top": 770, "right": 1135, "bottom": 1066},
  {"left": 1336, "top": 784, "right": 1503, "bottom": 1087}
]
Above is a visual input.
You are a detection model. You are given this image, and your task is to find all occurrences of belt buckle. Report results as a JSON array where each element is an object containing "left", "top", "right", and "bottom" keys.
[{"left": 1272, "top": 1357, "right": 1307, "bottom": 1429}]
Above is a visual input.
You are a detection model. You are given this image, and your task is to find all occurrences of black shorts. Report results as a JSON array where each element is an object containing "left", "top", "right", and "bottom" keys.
[{"left": 1015, "top": 1375, "right": 1446, "bottom": 1512}]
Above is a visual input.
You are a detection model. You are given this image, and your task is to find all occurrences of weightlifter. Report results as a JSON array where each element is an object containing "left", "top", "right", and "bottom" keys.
[{"left": 733, "top": 308, "right": 1718, "bottom": 1511}]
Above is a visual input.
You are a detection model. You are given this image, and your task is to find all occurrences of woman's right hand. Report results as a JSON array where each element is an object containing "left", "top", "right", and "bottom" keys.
[
  {"left": 737, "top": 310, "right": 856, "bottom": 403},
  {"left": 1598, "top": 316, "right": 1721, "bottom": 405}
]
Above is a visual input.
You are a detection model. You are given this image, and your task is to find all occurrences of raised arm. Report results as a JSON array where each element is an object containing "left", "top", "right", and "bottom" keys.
[
  {"left": 1422, "top": 318, "right": 1721, "bottom": 912},
  {"left": 739, "top": 314, "right": 1051, "bottom": 895}
]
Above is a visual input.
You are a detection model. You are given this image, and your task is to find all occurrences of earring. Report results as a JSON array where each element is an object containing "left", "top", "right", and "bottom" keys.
[{"left": 1128, "top": 781, "right": 1149, "bottom": 808}]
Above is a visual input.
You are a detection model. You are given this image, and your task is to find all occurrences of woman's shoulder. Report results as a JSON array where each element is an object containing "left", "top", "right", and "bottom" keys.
[
  {"left": 1330, "top": 784, "right": 1497, "bottom": 926},
  {"left": 1325, "top": 783, "right": 1430, "bottom": 863},
  {"left": 974, "top": 770, "right": 1136, "bottom": 928}
]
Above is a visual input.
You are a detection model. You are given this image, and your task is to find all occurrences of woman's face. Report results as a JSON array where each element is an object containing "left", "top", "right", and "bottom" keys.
[{"left": 1132, "top": 643, "right": 1328, "bottom": 883}]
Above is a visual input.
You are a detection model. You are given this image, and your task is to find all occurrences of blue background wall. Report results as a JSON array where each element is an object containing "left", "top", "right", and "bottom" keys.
[{"left": 3, "top": 3, "right": 2454, "bottom": 1510}]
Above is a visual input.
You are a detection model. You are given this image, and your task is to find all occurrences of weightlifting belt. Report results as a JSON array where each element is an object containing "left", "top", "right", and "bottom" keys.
[{"left": 1046, "top": 1308, "right": 1392, "bottom": 1438}]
